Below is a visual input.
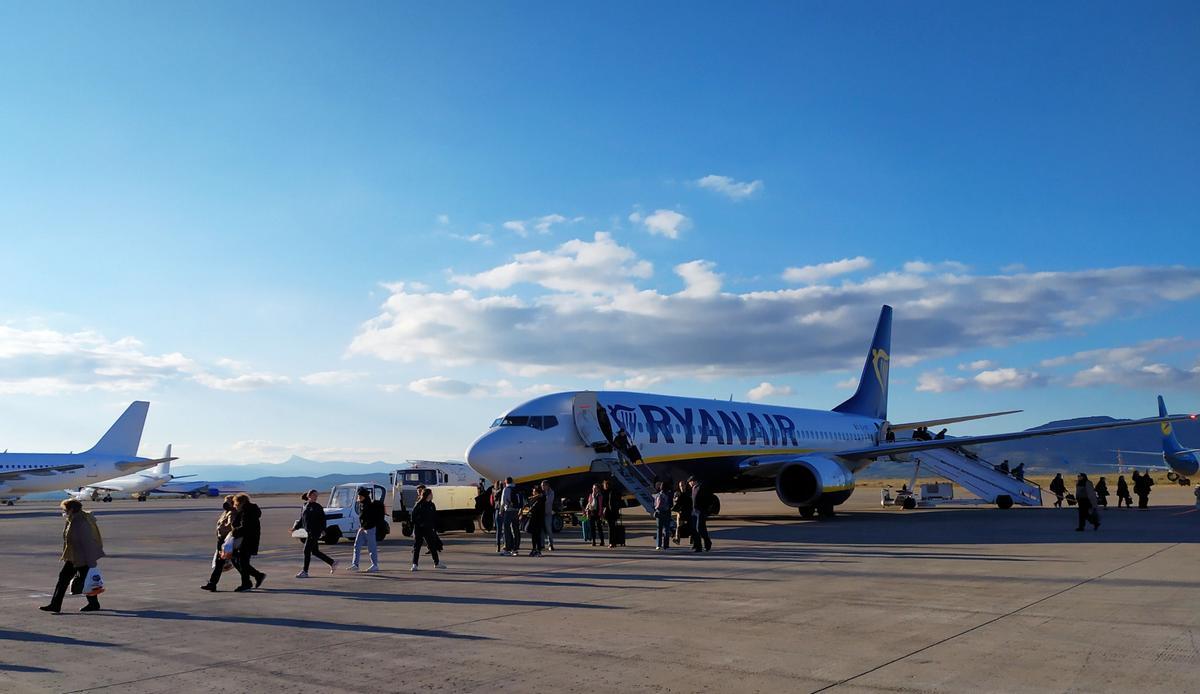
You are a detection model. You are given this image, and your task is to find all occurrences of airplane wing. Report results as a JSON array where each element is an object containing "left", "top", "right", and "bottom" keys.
[
  {"left": 1114, "top": 450, "right": 1169, "bottom": 456},
  {"left": 0, "top": 464, "right": 85, "bottom": 481},
  {"left": 169, "top": 474, "right": 197, "bottom": 480},
  {"left": 837, "top": 414, "right": 1196, "bottom": 462},
  {"left": 887, "top": 410, "right": 1022, "bottom": 432}
]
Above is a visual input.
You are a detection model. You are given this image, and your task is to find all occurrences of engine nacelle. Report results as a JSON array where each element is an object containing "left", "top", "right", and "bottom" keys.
[{"left": 775, "top": 456, "right": 856, "bottom": 508}]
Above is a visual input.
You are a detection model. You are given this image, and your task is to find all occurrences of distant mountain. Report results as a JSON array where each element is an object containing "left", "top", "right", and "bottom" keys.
[
  {"left": 211, "top": 472, "right": 393, "bottom": 495},
  {"left": 172, "top": 456, "right": 400, "bottom": 482}
]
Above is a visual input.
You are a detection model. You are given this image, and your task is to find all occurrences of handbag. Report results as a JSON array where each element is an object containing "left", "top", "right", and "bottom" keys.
[
  {"left": 220, "top": 533, "right": 235, "bottom": 560},
  {"left": 84, "top": 567, "right": 105, "bottom": 596}
]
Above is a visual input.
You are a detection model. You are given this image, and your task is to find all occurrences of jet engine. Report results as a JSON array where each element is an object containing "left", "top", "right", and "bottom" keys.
[{"left": 774, "top": 456, "right": 856, "bottom": 515}]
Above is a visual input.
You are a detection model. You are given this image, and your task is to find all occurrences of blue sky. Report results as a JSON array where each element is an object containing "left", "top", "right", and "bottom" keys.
[{"left": 1, "top": 2, "right": 1198, "bottom": 464}]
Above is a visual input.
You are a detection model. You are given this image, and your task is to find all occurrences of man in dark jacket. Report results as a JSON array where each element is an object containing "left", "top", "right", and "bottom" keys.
[
  {"left": 1049, "top": 473, "right": 1067, "bottom": 508},
  {"left": 689, "top": 477, "right": 714, "bottom": 553},
  {"left": 410, "top": 488, "right": 446, "bottom": 571},
  {"left": 232, "top": 493, "right": 266, "bottom": 591},
  {"left": 601, "top": 479, "right": 621, "bottom": 547},
  {"left": 296, "top": 489, "right": 336, "bottom": 578},
  {"left": 1134, "top": 471, "right": 1154, "bottom": 509},
  {"left": 672, "top": 480, "right": 692, "bottom": 545},
  {"left": 351, "top": 488, "right": 383, "bottom": 573},
  {"left": 41, "top": 499, "right": 104, "bottom": 613}
]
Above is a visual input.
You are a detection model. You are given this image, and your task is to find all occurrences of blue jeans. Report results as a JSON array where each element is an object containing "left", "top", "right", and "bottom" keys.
[
  {"left": 495, "top": 510, "right": 504, "bottom": 550},
  {"left": 353, "top": 528, "right": 378, "bottom": 567},
  {"left": 503, "top": 509, "right": 518, "bottom": 551},
  {"left": 655, "top": 515, "right": 671, "bottom": 548}
]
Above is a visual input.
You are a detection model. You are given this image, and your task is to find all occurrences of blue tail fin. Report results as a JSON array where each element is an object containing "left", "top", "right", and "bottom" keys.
[
  {"left": 1158, "top": 395, "right": 1184, "bottom": 454},
  {"left": 833, "top": 306, "right": 892, "bottom": 420},
  {"left": 86, "top": 401, "right": 149, "bottom": 457}
]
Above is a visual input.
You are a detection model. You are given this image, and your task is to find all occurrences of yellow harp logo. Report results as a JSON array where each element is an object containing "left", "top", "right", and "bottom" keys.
[
  {"left": 1162, "top": 421, "right": 1173, "bottom": 437},
  {"left": 872, "top": 348, "right": 890, "bottom": 394}
]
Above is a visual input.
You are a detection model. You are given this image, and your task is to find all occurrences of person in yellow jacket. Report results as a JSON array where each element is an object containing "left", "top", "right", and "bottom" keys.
[{"left": 41, "top": 499, "right": 105, "bottom": 613}]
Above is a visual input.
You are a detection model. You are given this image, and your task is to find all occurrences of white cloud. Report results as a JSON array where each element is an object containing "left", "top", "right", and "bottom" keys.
[
  {"left": 436, "top": 214, "right": 450, "bottom": 226},
  {"left": 349, "top": 247, "right": 1200, "bottom": 379},
  {"left": 958, "top": 359, "right": 996, "bottom": 371},
  {"left": 450, "top": 232, "right": 493, "bottom": 246},
  {"left": 834, "top": 377, "right": 859, "bottom": 390},
  {"left": 903, "top": 260, "right": 969, "bottom": 274},
  {"left": 0, "top": 326, "right": 287, "bottom": 395},
  {"left": 603, "top": 374, "right": 665, "bottom": 390},
  {"left": 451, "top": 231, "right": 652, "bottom": 296},
  {"left": 1041, "top": 338, "right": 1200, "bottom": 389},
  {"left": 783, "top": 256, "right": 873, "bottom": 284},
  {"left": 747, "top": 382, "right": 794, "bottom": 401},
  {"left": 300, "top": 370, "right": 367, "bottom": 386},
  {"left": 918, "top": 366, "right": 1044, "bottom": 392},
  {"left": 502, "top": 213, "right": 582, "bottom": 237},
  {"left": 916, "top": 370, "right": 970, "bottom": 393},
  {"left": 631, "top": 209, "right": 690, "bottom": 239},
  {"left": 695, "top": 174, "right": 763, "bottom": 201},
  {"left": 403, "top": 376, "right": 555, "bottom": 399},
  {"left": 674, "top": 260, "right": 722, "bottom": 298}
]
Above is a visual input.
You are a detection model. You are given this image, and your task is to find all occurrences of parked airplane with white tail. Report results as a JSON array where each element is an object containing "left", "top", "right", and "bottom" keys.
[
  {"left": 0, "top": 401, "right": 174, "bottom": 505},
  {"left": 466, "top": 306, "right": 1194, "bottom": 517},
  {"left": 67, "top": 445, "right": 194, "bottom": 502}
]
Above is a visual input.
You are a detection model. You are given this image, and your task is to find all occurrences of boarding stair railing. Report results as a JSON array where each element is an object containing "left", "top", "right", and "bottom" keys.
[
  {"left": 910, "top": 446, "right": 1043, "bottom": 508},
  {"left": 590, "top": 454, "right": 657, "bottom": 515}
]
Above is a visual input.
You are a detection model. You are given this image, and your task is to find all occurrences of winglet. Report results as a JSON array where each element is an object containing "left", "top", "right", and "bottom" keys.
[
  {"left": 86, "top": 401, "right": 149, "bottom": 457},
  {"left": 832, "top": 306, "right": 892, "bottom": 420}
]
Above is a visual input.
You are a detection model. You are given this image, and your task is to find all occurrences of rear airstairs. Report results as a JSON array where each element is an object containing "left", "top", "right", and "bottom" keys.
[{"left": 907, "top": 446, "right": 1042, "bottom": 508}]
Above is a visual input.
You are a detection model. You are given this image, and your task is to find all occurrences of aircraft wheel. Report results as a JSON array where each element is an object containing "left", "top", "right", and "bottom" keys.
[
  {"left": 816, "top": 503, "right": 836, "bottom": 519},
  {"left": 137, "top": 496, "right": 147, "bottom": 502},
  {"left": 709, "top": 497, "right": 721, "bottom": 517},
  {"left": 996, "top": 495, "right": 1014, "bottom": 510},
  {"left": 1167, "top": 471, "right": 1178, "bottom": 482},
  {"left": 464, "top": 520, "right": 476, "bottom": 533},
  {"left": 901, "top": 497, "right": 917, "bottom": 510},
  {"left": 103, "top": 496, "right": 112, "bottom": 503},
  {"left": 551, "top": 515, "right": 564, "bottom": 533},
  {"left": 798, "top": 506, "right": 815, "bottom": 519},
  {"left": 322, "top": 527, "right": 341, "bottom": 545}
]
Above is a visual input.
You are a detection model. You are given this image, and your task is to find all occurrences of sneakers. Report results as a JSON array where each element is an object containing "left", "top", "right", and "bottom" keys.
[
  {"left": 329, "top": 560, "right": 339, "bottom": 575},
  {"left": 255, "top": 573, "right": 266, "bottom": 589},
  {"left": 38, "top": 605, "right": 60, "bottom": 614},
  {"left": 200, "top": 583, "right": 216, "bottom": 591},
  {"left": 233, "top": 585, "right": 252, "bottom": 592},
  {"left": 410, "top": 564, "right": 418, "bottom": 572},
  {"left": 79, "top": 603, "right": 100, "bottom": 612},
  {"left": 655, "top": 546, "right": 662, "bottom": 550},
  {"left": 295, "top": 570, "right": 309, "bottom": 578},
  {"left": 435, "top": 562, "right": 447, "bottom": 569},
  {"left": 365, "top": 565, "right": 379, "bottom": 573},
  {"left": 349, "top": 564, "right": 360, "bottom": 572}
]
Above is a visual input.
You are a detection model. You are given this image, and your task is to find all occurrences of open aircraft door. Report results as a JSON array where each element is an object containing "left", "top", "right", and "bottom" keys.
[{"left": 573, "top": 391, "right": 615, "bottom": 450}]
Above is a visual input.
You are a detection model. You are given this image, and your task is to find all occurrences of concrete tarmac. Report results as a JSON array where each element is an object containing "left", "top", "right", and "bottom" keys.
[{"left": 1, "top": 487, "right": 1197, "bottom": 693}]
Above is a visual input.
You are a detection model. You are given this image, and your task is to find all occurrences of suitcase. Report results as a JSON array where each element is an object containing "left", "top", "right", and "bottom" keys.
[
  {"left": 610, "top": 522, "right": 626, "bottom": 546},
  {"left": 581, "top": 517, "right": 593, "bottom": 542}
]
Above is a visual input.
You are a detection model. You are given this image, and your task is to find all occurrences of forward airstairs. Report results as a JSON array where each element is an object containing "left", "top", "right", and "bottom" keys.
[
  {"left": 591, "top": 454, "right": 658, "bottom": 515},
  {"left": 908, "top": 446, "right": 1042, "bottom": 508}
]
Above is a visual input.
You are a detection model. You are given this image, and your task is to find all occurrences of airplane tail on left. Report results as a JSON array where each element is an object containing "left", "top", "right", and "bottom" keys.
[
  {"left": 86, "top": 401, "right": 150, "bottom": 457},
  {"left": 832, "top": 305, "right": 892, "bottom": 421}
]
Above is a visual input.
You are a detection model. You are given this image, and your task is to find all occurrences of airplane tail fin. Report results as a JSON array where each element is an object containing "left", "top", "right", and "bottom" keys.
[
  {"left": 86, "top": 401, "right": 149, "bottom": 457},
  {"left": 153, "top": 445, "right": 171, "bottom": 475},
  {"left": 1158, "top": 395, "right": 1185, "bottom": 454},
  {"left": 832, "top": 305, "right": 892, "bottom": 421}
]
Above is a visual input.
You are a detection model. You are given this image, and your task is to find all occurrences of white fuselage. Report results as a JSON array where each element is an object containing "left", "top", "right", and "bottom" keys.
[
  {"left": 72, "top": 470, "right": 173, "bottom": 499},
  {"left": 466, "top": 391, "right": 882, "bottom": 495},
  {"left": 0, "top": 452, "right": 160, "bottom": 498}
]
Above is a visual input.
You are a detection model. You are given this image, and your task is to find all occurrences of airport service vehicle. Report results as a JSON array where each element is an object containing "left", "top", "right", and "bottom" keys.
[
  {"left": 1113, "top": 396, "right": 1200, "bottom": 486},
  {"left": 292, "top": 483, "right": 388, "bottom": 545},
  {"left": 0, "top": 401, "right": 174, "bottom": 505},
  {"left": 67, "top": 445, "right": 194, "bottom": 502},
  {"left": 467, "top": 306, "right": 1194, "bottom": 520},
  {"left": 389, "top": 461, "right": 480, "bottom": 536}
]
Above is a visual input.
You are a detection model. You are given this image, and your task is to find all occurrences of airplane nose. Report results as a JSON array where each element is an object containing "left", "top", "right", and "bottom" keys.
[{"left": 465, "top": 432, "right": 503, "bottom": 482}]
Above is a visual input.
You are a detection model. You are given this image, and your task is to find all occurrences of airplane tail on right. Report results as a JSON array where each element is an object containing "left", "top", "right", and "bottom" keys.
[
  {"left": 152, "top": 444, "right": 172, "bottom": 476},
  {"left": 86, "top": 401, "right": 149, "bottom": 457},
  {"left": 832, "top": 305, "right": 892, "bottom": 421},
  {"left": 1158, "top": 395, "right": 1186, "bottom": 455}
]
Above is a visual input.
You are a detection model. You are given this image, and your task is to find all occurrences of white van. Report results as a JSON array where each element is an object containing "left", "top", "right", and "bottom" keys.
[{"left": 292, "top": 482, "right": 388, "bottom": 544}]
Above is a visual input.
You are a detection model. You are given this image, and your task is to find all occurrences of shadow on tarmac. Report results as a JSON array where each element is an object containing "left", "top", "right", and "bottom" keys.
[
  {"left": 103, "top": 610, "right": 490, "bottom": 640},
  {"left": 0, "top": 629, "right": 115, "bottom": 647},
  {"left": 0, "top": 663, "right": 56, "bottom": 673},
  {"left": 266, "top": 587, "right": 619, "bottom": 610}
]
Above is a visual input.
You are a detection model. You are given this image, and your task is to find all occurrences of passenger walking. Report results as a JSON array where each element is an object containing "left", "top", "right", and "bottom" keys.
[
  {"left": 540, "top": 480, "right": 556, "bottom": 551},
  {"left": 1074, "top": 473, "right": 1100, "bottom": 531},
  {"left": 613, "top": 427, "right": 645, "bottom": 466},
  {"left": 602, "top": 478, "right": 621, "bottom": 548},
  {"left": 672, "top": 480, "right": 692, "bottom": 545},
  {"left": 492, "top": 479, "right": 505, "bottom": 553},
  {"left": 351, "top": 487, "right": 383, "bottom": 573},
  {"left": 653, "top": 481, "right": 672, "bottom": 550},
  {"left": 585, "top": 483, "right": 606, "bottom": 546},
  {"left": 1134, "top": 471, "right": 1154, "bottom": 509},
  {"left": 296, "top": 489, "right": 336, "bottom": 578},
  {"left": 41, "top": 499, "right": 104, "bottom": 614},
  {"left": 1116, "top": 475, "right": 1133, "bottom": 508},
  {"left": 201, "top": 495, "right": 238, "bottom": 591},
  {"left": 410, "top": 488, "right": 446, "bottom": 570},
  {"left": 499, "top": 476, "right": 521, "bottom": 555},
  {"left": 690, "top": 477, "right": 713, "bottom": 553},
  {"left": 231, "top": 493, "right": 266, "bottom": 591},
  {"left": 1049, "top": 473, "right": 1067, "bottom": 508},
  {"left": 527, "top": 486, "right": 546, "bottom": 557},
  {"left": 1094, "top": 477, "right": 1109, "bottom": 508},
  {"left": 1011, "top": 463, "right": 1025, "bottom": 481}
]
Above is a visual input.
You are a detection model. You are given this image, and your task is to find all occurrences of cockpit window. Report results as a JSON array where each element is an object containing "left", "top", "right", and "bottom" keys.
[
  {"left": 541, "top": 415, "right": 559, "bottom": 430},
  {"left": 493, "top": 414, "right": 559, "bottom": 430}
]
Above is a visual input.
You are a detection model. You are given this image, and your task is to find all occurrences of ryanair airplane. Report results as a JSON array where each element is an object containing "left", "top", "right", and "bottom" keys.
[{"left": 466, "top": 306, "right": 1192, "bottom": 517}]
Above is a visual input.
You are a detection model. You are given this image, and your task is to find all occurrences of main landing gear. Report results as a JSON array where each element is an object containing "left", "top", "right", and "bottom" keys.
[
  {"left": 798, "top": 503, "right": 837, "bottom": 520},
  {"left": 1166, "top": 472, "right": 1192, "bottom": 486}
]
